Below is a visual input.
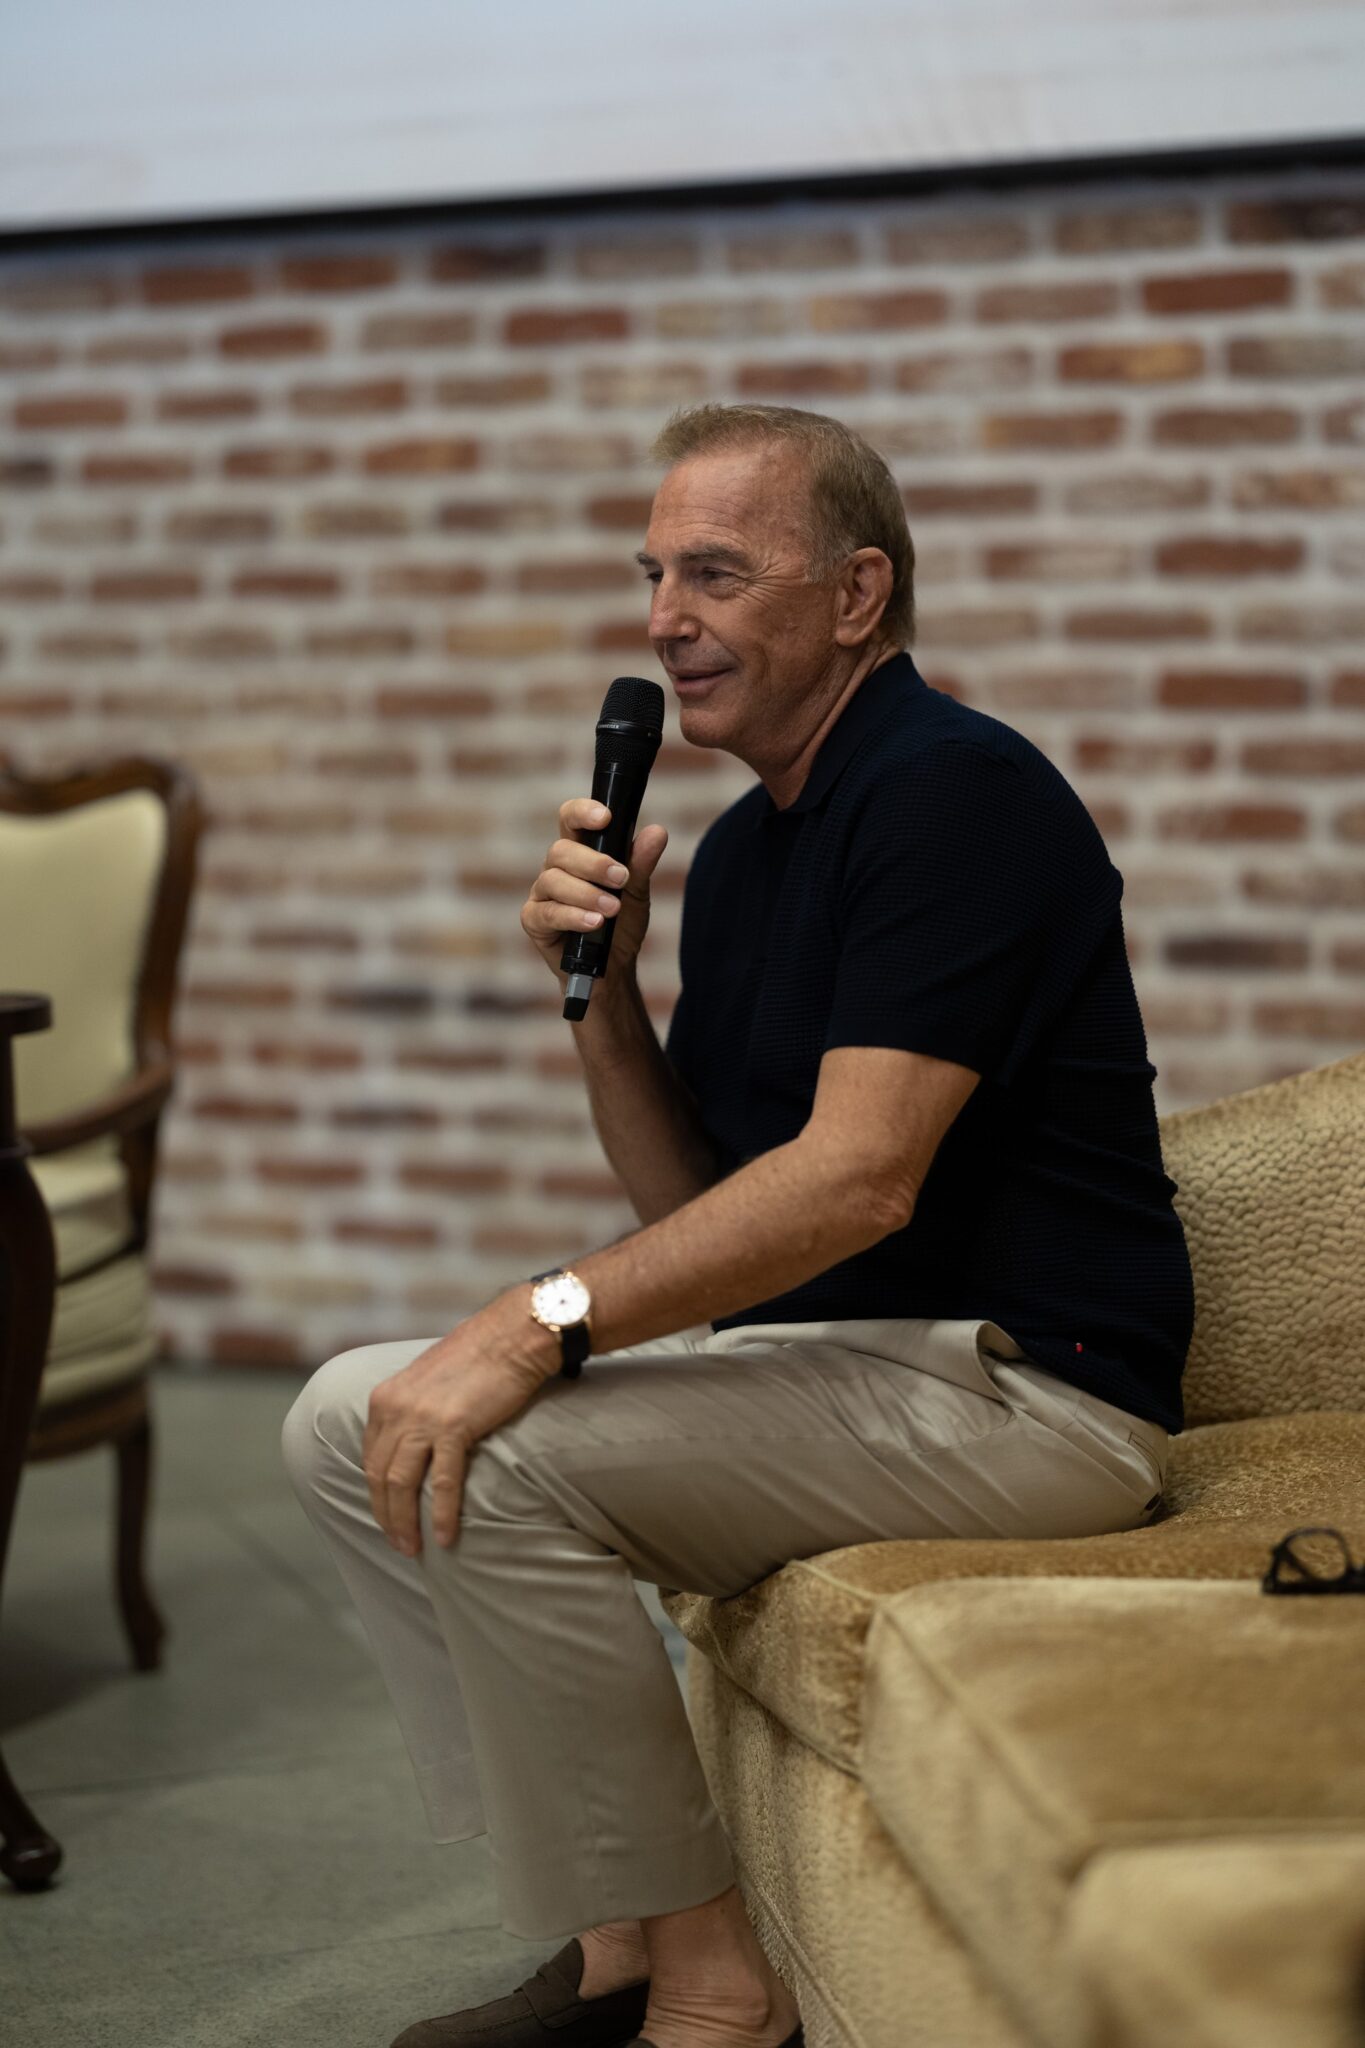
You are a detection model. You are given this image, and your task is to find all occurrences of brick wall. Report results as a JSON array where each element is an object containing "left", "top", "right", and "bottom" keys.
[{"left": 2, "top": 163, "right": 1363, "bottom": 1370}]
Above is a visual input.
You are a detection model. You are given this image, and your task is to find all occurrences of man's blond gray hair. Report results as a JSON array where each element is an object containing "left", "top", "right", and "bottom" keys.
[{"left": 650, "top": 402, "right": 915, "bottom": 647}]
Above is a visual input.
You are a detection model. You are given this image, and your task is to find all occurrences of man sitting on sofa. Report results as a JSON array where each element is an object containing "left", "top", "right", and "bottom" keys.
[{"left": 282, "top": 401, "right": 1194, "bottom": 2048}]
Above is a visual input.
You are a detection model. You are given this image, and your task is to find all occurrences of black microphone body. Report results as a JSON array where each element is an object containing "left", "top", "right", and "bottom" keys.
[{"left": 560, "top": 676, "right": 665, "bottom": 1021}]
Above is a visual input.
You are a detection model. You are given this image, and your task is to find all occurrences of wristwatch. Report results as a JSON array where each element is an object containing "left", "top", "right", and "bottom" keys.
[{"left": 528, "top": 1267, "right": 594, "bottom": 1379}]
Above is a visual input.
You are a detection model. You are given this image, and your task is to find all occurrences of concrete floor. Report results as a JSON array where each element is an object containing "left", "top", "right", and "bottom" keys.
[{"left": 0, "top": 1366, "right": 691, "bottom": 2046}]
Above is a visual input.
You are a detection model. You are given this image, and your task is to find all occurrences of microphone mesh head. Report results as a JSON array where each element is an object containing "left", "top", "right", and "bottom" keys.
[{"left": 601, "top": 676, "right": 665, "bottom": 735}]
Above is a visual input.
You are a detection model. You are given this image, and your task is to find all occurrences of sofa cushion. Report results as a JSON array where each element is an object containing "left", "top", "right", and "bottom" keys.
[
  {"left": 29, "top": 1136, "right": 135, "bottom": 1279},
  {"left": 1063, "top": 1838, "right": 1365, "bottom": 2048},
  {"left": 860, "top": 1578, "right": 1365, "bottom": 2048},
  {"left": 1157, "top": 1047, "right": 1365, "bottom": 1425},
  {"left": 661, "top": 1409, "right": 1365, "bottom": 1773}
]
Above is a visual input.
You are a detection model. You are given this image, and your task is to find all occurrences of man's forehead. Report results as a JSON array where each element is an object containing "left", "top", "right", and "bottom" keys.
[{"left": 643, "top": 446, "right": 810, "bottom": 555}]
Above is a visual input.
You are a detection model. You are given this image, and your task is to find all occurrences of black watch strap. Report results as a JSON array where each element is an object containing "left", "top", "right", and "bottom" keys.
[{"left": 530, "top": 1268, "right": 590, "bottom": 1380}]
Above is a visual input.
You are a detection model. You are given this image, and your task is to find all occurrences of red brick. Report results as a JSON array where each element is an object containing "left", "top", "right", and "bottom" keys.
[
  {"left": 250, "top": 1039, "right": 364, "bottom": 1071},
  {"left": 504, "top": 307, "right": 629, "bottom": 346},
  {"left": 1241, "top": 739, "right": 1365, "bottom": 775},
  {"left": 0, "top": 271, "right": 123, "bottom": 315},
  {"left": 445, "top": 621, "right": 567, "bottom": 658},
  {"left": 315, "top": 746, "right": 417, "bottom": 777},
  {"left": 981, "top": 410, "right": 1122, "bottom": 452},
  {"left": 809, "top": 289, "right": 947, "bottom": 332},
  {"left": 1319, "top": 265, "right": 1365, "bottom": 310},
  {"left": 507, "top": 433, "right": 634, "bottom": 472},
  {"left": 0, "top": 339, "right": 61, "bottom": 373},
  {"left": 1323, "top": 401, "right": 1365, "bottom": 446},
  {"left": 1151, "top": 406, "right": 1300, "bottom": 447},
  {"left": 1165, "top": 932, "right": 1308, "bottom": 967},
  {"left": 158, "top": 387, "right": 260, "bottom": 420},
  {"left": 87, "top": 332, "right": 192, "bottom": 367},
  {"left": 370, "top": 562, "right": 488, "bottom": 597},
  {"left": 579, "top": 362, "right": 709, "bottom": 408},
  {"left": 1054, "top": 206, "right": 1201, "bottom": 254},
  {"left": 231, "top": 567, "right": 340, "bottom": 600},
  {"left": 258, "top": 1156, "right": 366, "bottom": 1187},
  {"left": 1064, "top": 473, "right": 1211, "bottom": 516},
  {"left": 575, "top": 237, "right": 698, "bottom": 279},
  {"left": 331, "top": 1103, "right": 442, "bottom": 1130},
  {"left": 399, "top": 1161, "right": 511, "bottom": 1194},
  {"left": 362, "top": 436, "right": 479, "bottom": 475},
  {"left": 376, "top": 685, "right": 494, "bottom": 718},
  {"left": 1067, "top": 608, "right": 1211, "bottom": 641},
  {"left": 728, "top": 228, "right": 859, "bottom": 272},
  {"left": 362, "top": 310, "right": 476, "bottom": 350},
  {"left": 516, "top": 558, "right": 638, "bottom": 593},
  {"left": 277, "top": 251, "right": 399, "bottom": 293},
  {"left": 333, "top": 1217, "right": 441, "bottom": 1250},
  {"left": 893, "top": 346, "right": 1032, "bottom": 394},
  {"left": 655, "top": 298, "right": 788, "bottom": 339},
  {"left": 210, "top": 1329, "right": 302, "bottom": 1368},
  {"left": 736, "top": 360, "right": 871, "bottom": 396},
  {"left": 887, "top": 217, "right": 1028, "bottom": 263},
  {"left": 1226, "top": 198, "right": 1365, "bottom": 243},
  {"left": 1231, "top": 468, "right": 1365, "bottom": 511},
  {"left": 1331, "top": 671, "right": 1365, "bottom": 706},
  {"left": 288, "top": 376, "right": 408, "bottom": 416},
  {"left": 436, "top": 372, "right": 551, "bottom": 406},
  {"left": 1058, "top": 340, "right": 1203, "bottom": 382},
  {"left": 14, "top": 391, "right": 128, "bottom": 430},
  {"left": 1160, "top": 670, "right": 1306, "bottom": 709},
  {"left": 538, "top": 1169, "right": 628, "bottom": 1201},
  {"left": 915, "top": 607, "right": 1039, "bottom": 648},
  {"left": 193, "top": 1094, "right": 300, "bottom": 1123},
  {"left": 1237, "top": 603, "right": 1365, "bottom": 644},
  {"left": 431, "top": 243, "right": 545, "bottom": 283},
  {"left": 1254, "top": 998, "right": 1365, "bottom": 1037},
  {"left": 903, "top": 480, "right": 1038, "bottom": 517},
  {"left": 1158, "top": 804, "right": 1305, "bottom": 842},
  {"left": 0, "top": 572, "right": 63, "bottom": 601},
  {"left": 1156, "top": 536, "right": 1303, "bottom": 576},
  {"left": 251, "top": 924, "right": 358, "bottom": 953},
  {"left": 1074, "top": 735, "right": 1217, "bottom": 774},
  {"left": 88, "top": 568, "right": 200, "bottom": 602},
  {"left": 0, "top": 453, "right": 56, "bottom": 486},
  {"left": 985, "top": 541, "right": 1135, "bottom": 581},
  {"left": 1142, "top": 269, "right": 1292, "bottom": 315},
  {"left": 141, "top": 264, "right": 255, "bottom": 304},
  {"left": 223, "top": 444, "right": 334, "bottom": 479},
  {"left": 1227, "top": 334, "right": 1365, "bottom": 378},
  {"left": 219, "top": 321, "right": 328, "bottom": 359},
  {"left": 975, "top": 281, "right": 1119, "bottom": 322},
  {"left": 168, "top": 507, "right": 275, "bottom": 544},
  {"left": 437, "top": 496, "right": 559, "bottom": 532},
  {"left": 396, "top": 1048, "right": 508, "bottom": 1075}
]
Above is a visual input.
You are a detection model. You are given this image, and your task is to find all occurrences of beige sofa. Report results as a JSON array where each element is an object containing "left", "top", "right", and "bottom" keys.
[{"left": 662, "top": 1050, "right": 1365, "bottom": 2048}]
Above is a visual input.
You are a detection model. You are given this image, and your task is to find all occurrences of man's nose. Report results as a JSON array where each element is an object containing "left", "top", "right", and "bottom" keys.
[{"left": 648, "top": 578, "right": 697, "bottom": 645}]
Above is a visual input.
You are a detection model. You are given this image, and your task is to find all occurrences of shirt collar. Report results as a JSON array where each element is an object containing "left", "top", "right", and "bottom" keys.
[{"left": 759, "top": 649, "right": 926, "bottom": 819}]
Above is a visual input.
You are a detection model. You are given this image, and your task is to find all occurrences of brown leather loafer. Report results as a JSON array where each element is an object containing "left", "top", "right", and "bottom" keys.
[{"left": 390, "top": 1937, "right": 649, "bottom": 2048}]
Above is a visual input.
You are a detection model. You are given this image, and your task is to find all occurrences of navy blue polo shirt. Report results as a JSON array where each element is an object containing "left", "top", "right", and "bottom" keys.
[{"left": 664, "top": 649, "right": 1194, "bottom": 1434}]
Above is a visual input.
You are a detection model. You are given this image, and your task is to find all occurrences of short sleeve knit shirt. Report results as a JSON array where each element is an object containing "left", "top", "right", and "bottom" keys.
[{"left": 664, "top": 649, "right": 1195, "bottom": 1434}]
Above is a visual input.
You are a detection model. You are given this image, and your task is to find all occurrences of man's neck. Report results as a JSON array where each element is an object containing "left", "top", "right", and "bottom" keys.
[{"left": 756, "top": 641, "right": 901, "bottom": 812}]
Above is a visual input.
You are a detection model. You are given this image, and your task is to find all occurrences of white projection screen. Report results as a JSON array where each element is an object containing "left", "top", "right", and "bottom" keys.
[{"left": 1, "top": 0, "right": 1361, "bottom": 235}]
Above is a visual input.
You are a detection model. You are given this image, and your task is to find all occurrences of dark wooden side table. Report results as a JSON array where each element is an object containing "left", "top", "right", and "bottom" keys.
[{"left": 0, "top": 993, "right": 63, "bottom": 1889}]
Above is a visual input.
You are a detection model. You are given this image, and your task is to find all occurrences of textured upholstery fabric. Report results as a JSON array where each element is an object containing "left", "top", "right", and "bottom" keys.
[
  {"left": 688, "top": 1645, "right": 1028, "bottom": 2048},
  {"left": 662, "top": 1408, "right": 1365, "bottom": 1772},
  {"left": 1157, "top": 1048, "right": 1365, "bottom": 1425},
  {"left": 860, "top": 1579, "right": 1365, "bottom": 2048},
  {"left": 0, "top": 791, "right": 166, "bottom": 1124},
  {"left": 1063, "top": 1839, "right": 1365, "bottom": 2048}
]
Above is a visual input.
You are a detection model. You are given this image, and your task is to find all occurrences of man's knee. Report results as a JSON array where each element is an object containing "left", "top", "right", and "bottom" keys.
[{"left": 280, "top": 1344, "right": 388, "bottom": 1499}]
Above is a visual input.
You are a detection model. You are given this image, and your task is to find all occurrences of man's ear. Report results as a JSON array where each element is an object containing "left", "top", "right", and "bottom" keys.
[{"left": 833, "top": 547, "right": 894, "bottom": 648}]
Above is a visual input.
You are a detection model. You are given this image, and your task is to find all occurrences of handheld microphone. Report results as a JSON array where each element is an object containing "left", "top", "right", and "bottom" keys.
[{"left": 560, "top": 676, "right": 665, "bottom": 1022}]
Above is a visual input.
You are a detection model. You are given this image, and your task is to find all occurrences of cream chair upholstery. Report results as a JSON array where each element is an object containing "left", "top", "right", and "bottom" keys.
[{"left": 0, "top": 757, "right": 201, "bottom": 1679}]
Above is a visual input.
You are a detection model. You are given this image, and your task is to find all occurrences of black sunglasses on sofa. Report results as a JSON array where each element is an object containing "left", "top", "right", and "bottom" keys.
[{"left": 1262, "top": 1525, "right": 1365, "bottom": 1596}]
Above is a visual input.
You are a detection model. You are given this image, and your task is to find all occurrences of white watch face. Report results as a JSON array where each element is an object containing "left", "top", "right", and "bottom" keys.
[{"left": 534, "top": 1273, "right": 590, "bottom": 1327}]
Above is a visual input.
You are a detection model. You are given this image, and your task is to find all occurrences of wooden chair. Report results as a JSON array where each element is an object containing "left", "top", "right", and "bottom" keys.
[{"left": 0, "top": 758, "right": 202, "bottom": 1889}]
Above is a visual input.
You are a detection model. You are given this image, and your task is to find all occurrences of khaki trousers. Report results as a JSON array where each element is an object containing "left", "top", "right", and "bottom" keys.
[{"left": 281, "top": 1314, "right": 1169, "bottom": 1941}]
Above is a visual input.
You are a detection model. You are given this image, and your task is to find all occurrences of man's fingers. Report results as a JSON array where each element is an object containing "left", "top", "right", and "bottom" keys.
[
  {"left": 382, "top": 1438, "right": 432, "bottom": 1555},
  {"left": 559, "top": 796, "right": 610, "bottom": 836},
  {"left": 428, "top": 1439, "right": 468, "bottom": 1547}
]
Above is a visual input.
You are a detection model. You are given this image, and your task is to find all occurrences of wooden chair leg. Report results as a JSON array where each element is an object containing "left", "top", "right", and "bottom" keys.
[{"left": 115, "top": 1403, "right": 166, "bottom": 1673}]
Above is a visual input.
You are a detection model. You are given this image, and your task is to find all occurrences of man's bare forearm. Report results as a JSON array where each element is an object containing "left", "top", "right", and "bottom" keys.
[
  {"left": 569, "top": 975, "right": 723, "bottom": 1225},
  {"left": 508, "top": 1123, "right": 908, "bottom": 1364}
]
